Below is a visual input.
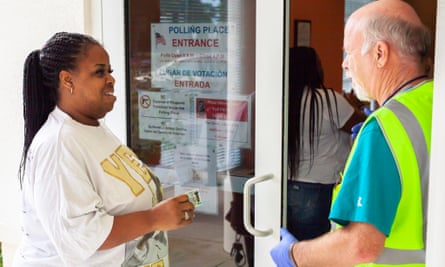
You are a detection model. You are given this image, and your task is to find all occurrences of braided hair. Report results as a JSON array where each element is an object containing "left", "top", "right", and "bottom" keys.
[
  {"left": 19, "top": 32, "right": 100, "bottom": 186},
  {"left": 288, "top": 47, "right": 340, "bottom": 181}
]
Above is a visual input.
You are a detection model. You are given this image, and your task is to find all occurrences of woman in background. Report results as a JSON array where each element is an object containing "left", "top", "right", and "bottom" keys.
[{"left": 287, "top": 46, "right": 366, "bottom": 240}]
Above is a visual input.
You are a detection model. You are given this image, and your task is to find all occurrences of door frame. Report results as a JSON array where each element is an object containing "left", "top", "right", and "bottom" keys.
[
  {"left": 426, "top": 0, "right": 445, "bottom": 265},
  {"left": 251, "top": 0, "right": 287, "bottom": 266}
]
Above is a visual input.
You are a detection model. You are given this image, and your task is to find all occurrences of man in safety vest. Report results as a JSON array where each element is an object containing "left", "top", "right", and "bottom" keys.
[{"left": 271, "top": 0, "right": 432, "bottom": 266}]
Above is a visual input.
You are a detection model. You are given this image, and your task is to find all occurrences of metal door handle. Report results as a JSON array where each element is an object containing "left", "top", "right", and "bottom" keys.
[{"left": 243, "top": 173, "right": 274, "bottom": 237}]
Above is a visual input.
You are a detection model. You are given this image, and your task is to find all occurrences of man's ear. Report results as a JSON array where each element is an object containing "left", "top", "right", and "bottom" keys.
[
  {"left": 59, "top": 70, "right": 73, "bottom": 89},
  {"left": 374, "top": 41, "right": 389, "bottom": 68}
]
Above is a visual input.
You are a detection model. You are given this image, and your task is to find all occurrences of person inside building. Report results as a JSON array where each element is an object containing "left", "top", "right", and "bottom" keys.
[{"left": 286, "top": 46, "right": 366, "bottom": 241}]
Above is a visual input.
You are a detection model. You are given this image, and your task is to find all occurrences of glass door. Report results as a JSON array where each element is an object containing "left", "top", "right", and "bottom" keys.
[
  {"left": 101, "top": 0, "right": 285, "bottom": 266},
  {"left": 125, "top": 1, "right": 257, "bottom": 266}
]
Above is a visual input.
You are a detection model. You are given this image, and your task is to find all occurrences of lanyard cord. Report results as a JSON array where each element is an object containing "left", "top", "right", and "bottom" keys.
[{"left": 382, "top": 74, "right": 428, "bottom": 106}]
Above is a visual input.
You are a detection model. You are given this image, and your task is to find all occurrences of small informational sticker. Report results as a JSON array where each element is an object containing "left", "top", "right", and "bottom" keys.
[{"left": 186, "top": 189, "right": 203, "bottom": 207}]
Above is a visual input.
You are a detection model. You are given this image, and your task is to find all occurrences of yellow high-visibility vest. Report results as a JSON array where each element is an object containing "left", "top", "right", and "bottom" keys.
[{"left": 337, "top": 81, "right": 433, "bottom": 267}]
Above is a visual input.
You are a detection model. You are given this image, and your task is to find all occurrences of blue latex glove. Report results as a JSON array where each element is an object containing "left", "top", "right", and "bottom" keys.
[
  {"left": 363, "top": 107, "right": 373, "bottom": 116},
  {"left": 351, "top": 122, "right": 363, "bottom": 140},
  {"left": 351, "top": 107, "right": 373, "bottom": 140},
  {"left": 270, "top": 228, "right": 298, "bottom": 267}
]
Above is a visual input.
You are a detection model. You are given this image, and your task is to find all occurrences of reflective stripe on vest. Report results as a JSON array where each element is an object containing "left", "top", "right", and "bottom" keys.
[
  {"left": 383, "top": 100, "right": 429, "bottom": 245},
  {"left": 351, "top": 81, "right": 433, "bottom": 267}
]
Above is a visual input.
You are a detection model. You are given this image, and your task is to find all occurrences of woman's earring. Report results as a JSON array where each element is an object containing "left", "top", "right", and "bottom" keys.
[{"left": 70, "top": 87, "right": 73, "bottom": 95}]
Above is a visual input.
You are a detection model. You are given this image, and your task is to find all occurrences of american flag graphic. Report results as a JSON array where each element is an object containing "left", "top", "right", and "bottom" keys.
[{"left": 155, "top": 32, "right": 166, "bottom": 46}]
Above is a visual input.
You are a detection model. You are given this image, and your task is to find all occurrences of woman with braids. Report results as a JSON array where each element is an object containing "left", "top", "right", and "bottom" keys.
[
  {"left": 15, "top": 32, "right": 195, "bottom": 267},
  {"left": 286, "top": 46, "right": 366, "bottom": 240}
]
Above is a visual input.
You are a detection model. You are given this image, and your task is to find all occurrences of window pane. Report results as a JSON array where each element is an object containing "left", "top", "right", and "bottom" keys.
[{"left": 126, "top": 0, "right": 256, "bottom": 265}]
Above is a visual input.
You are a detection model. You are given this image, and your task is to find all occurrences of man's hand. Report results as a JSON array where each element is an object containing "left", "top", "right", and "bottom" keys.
[{"left": 270, "top": 228, "right": 298, "bottom": 267}]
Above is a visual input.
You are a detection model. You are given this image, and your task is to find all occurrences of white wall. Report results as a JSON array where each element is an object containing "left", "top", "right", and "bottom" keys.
[{"left": 0, "top": 1, "right": 91, "bottom": 266}]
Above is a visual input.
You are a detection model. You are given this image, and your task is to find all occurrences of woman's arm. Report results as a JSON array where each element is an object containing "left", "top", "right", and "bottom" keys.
[
  {"left": 340, "top": 91, "right": 369, "bottom": 133},
  {"left": 99, "top": 194, "right": 194, "bottom": 250}
]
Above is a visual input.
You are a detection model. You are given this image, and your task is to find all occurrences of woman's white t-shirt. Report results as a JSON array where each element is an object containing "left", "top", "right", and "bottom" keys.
[
  {"left": 15, "top": 107, "right": 168, "bottom": 267},
  {"left": 295, "top": 88, "right": 354, "bottom": 184}
]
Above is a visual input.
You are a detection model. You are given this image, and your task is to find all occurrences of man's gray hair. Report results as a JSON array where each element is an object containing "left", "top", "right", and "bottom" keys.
[{"left": 361, "top": 15, "right": 431, "bottom": 61}]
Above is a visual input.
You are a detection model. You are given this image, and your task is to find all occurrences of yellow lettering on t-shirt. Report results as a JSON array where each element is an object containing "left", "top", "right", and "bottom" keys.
[
  {"left": 101, "top": 153, "right": 144, "bottom": 196},
  {"left": 115, "top": 145, "right": 152, "bottom": 184},
  {"left": 151, "top": 259, "right": 165, "bottom": 267}
]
